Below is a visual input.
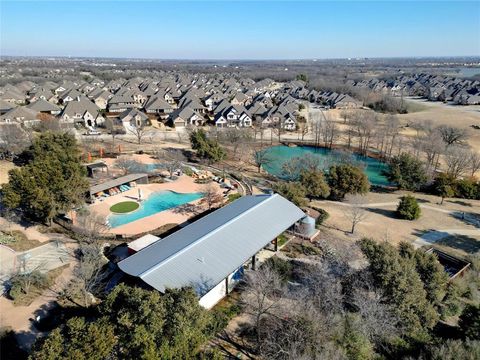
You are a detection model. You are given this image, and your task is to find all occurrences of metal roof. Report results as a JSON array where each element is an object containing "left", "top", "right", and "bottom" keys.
[
  {"left": 89, "top": 173, "right": 148, "bottom": 195},
  {"left": 118, "top": 194, "right": 305, "bottom": 295}
]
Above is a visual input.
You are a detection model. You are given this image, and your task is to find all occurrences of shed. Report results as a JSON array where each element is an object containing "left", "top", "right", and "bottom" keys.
[{"left": 127, "top": 234, "right": 161, "bottom": 255}]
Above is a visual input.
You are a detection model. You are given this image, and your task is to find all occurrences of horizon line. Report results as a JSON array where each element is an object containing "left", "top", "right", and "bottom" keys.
[{"left": 1, "top": 54, "right": 480, "bottom": 62}]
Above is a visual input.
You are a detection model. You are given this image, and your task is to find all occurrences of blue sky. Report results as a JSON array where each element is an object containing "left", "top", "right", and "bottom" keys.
[{"left": 1, "top": 1, "right": 478, "bottom": 59}]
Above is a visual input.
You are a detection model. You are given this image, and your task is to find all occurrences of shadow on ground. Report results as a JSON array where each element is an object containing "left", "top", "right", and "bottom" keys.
[
  {"left": 436, "top": 235, "right": 480, "bottom": 254},
  {"left": 365, "top": 207, "right": 398, "bottom": 219}
]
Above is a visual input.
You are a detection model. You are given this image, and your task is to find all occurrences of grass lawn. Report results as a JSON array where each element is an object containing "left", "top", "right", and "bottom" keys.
[
  {"left": 110, "top": 201, "right": 140, "bottom": 214},
  {"left": 1, "top": 230, "right": 43, "bottom": 252}
]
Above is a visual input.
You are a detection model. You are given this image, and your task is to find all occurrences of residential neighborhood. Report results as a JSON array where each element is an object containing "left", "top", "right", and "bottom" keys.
[{"left": 0, "top": 1, "right": 479, "bottom": 359}]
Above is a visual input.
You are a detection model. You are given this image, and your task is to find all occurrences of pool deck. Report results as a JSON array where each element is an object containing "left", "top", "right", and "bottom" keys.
[{"left": 87, "top": 175, "right": 224, "bottom": 236}]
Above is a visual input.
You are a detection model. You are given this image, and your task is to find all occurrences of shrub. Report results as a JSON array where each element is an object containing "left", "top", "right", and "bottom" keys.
[
  {"left": 459, "top": 304, "right": 480, "bottom": 340},
  {"left": 396, "top": 196, "right": 421, "bottom": 220},
  {"left": 9, "top": 271, "right": 48, "bottom": 302},
  {"left": 312, "top": 207, "right": 329, "bottom": 227},
  {"left": 265, "top": 257, "right": 293, "bottom": 282},
  {"left": 227, "top": 193, "right": 242, "bottom": 203},
  {"left": 455, "top": 179, "right": 480, "bottom": 200}
]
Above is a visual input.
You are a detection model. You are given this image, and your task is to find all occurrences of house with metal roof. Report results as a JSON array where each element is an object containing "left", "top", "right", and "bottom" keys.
[{"left": 118, "top": 194, "right": 306, "bottom": 308}]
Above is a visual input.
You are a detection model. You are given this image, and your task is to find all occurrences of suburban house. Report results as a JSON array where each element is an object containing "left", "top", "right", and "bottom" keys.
[
  {"left": 108, "top": 93, "right": 136, "bottom": 113},
  {"left": 0, "top": 88, "right": 26, "bottom": 104},
  {"left": 88, "top": 88, "right": 113, "bottom": 109},
  {"left": 143, "top": 95, "right": 174, "bottom": 117},
  {"left": 214, "top": 105, "right": 253, "bottom": 128},
  {"left": 119, "top": 108, "right": 150, "bottom": 130},
  {"left": 58, "top": 88, "right": 82, "bottom": 104},
  {"left": 27, "top": 99, "right": 61, "bottom": 115},
  {"left": 118, "top": 194, "right": 306, "bottom": 309},
  {"left": 0, "top": 100, "right": 17, "bottom": 115},
  {"left": 169, "top": 106, "right": 205, "bottom": 127},
  {"left": 61, "top": 96, "right": 104, "bottom": 127},
  {"left": 0, "top": 106, "right": 39, "bottom": 127}
]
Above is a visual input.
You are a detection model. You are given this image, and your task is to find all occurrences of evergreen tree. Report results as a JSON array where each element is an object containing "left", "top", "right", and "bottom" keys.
[
  {"left": 384, "top": 153, "right": 427, "bottom": 191},
  {"left": 273, "top": 181, "right": 307, "bottom": 207},
  {"left": 327, "top": 164, "right": 370, "bottom": 200},
  {"left": 397, "top": 195, "right": 421, "bottom": 220},
  {"left": 189, "top": 129, "right": 226, "bottom": 163},
  {"left": 358, "top": 239, "right": 439, "bottom": 340},
  {"left": 2, "top": 132, "right": 88, "bottom": 224},
  {"left": 299, "top": 170, "right": 330, "bottom": 200}
]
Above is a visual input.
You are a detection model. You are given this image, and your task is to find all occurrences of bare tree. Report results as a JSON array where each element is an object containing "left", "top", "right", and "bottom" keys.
[
  {"left": 420, "top": 130, "right": 444, "bottom": 173},
  {"left": 114, "top": 156, "right": 146, "bottom": 175},
  {"left": 437, "top": 125, "right": 469, "bottom": 147},
  {"left": 156, "top": 148, "right": 185, "bottom": 179},
  {"left": 320, "top": 118, "right": 339, "bottom": 149},
  {"left": 310, "top": 111, "right": 323, "bottom": 148},
  {"left": 104, "top": 117, "right": 120, "bottom": 150},
  {"left": 253, "top": 148, "right": 273, "bottom": 173},
  {"left": 75, "top": 208, "right": 109, "bottom": 244},
  {"left": 351, "top": 287, "right": 400, "bottom": 346},
  {"left": 0, "top": 124, "right": 29, "bottom": 155},
  {"left": 200, "top": 183, "right": 223, "bottom": 210},
  {"left": 444, "top": 146, "right": 471, "bottom": 179},
  {"left": 339, "top": 109, "right": 351, "bottom": 124},
  {"left": 220, "top": 127, "right": 252, "bottom": 159},
  {"left": 69, "top": 243, "right": 108, "bottom": 308},
  {"left": 343, "top": 195, "right": 368, "bottom": 234},
  {"left": 241, "top": 265, "right": 285, "bottom": 349},
  {"left": 295, "top": 121, "right": 307, "bottom": 142},
  {"left": 468, "top": 150, "right": 480, "bottom": 178},
  {"left": 384, "top": 114, "right": 401, "bottom": 158},
  {"left": 352, "top": 111, "right": 376, "bottom": 155},
  {"left": 127, "top": 124, "right": 148, "bottom": 145}
]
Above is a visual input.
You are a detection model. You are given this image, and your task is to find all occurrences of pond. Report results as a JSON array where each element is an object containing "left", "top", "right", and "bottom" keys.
[{"left": 262, "top": 145, "right": 391, "bottom": 186}]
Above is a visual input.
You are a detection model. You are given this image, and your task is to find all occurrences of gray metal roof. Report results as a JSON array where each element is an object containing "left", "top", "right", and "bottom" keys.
[
  {"left": 118, "top": 194, "right": 305, "bottom": 295},
  {"left": 89, "top": 173, "right": 148, "bottom": 195}
]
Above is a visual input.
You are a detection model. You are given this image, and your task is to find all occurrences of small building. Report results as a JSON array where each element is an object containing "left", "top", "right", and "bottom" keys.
[
  {"left": 85, "top": 161, "right": 109, "bottom": 178},
  {"left": 88, "top": 173, "right": 148, "bottom": 202},
  {"left": 118, "top": 194, "right": 305, "bottom": 309},
  {"left": 127, "top": 234, "right": 161, "bottom": 255}
]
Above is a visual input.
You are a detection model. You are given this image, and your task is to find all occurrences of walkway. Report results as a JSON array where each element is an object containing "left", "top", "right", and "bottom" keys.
[
  {"left": 322, "top": 200, "right": 480, "bottom": 227},
  {"left": 412, "top": 228, "right": 480, "bottom": 249}
]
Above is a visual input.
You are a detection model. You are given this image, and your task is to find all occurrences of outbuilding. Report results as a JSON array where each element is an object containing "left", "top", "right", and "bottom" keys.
[{"left": 118, "top": 194, "right": 305, "bottom": 308}]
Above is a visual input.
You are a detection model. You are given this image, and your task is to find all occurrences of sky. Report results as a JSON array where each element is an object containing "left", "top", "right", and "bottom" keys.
[{"left": 0, "top": 1, "right": 479, "bottom": 60}]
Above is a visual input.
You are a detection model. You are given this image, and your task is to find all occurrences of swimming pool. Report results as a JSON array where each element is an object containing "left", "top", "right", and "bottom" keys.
[
  {"left": 108, "top": 190, "right": 203, "bottom": 228},
  {"left": 262, "top": 145, "right": 391, "bottom": 186}
]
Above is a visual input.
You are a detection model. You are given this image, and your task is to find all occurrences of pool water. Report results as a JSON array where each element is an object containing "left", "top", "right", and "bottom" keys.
[
  {"left": 108, "top": 190, "right": 203, "bottom": 228},
  {"left": 262, "top": 145, "right": 391, "bottom": 186}
]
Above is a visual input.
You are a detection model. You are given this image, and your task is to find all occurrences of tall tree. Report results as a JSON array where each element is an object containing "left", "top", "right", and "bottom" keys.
[
  {"left": 299, "top": 170, "right": 330, "bottom": 200},
  {"left": 253, "top": 148, "right": 273, "bottom": 173},
  {"left": 190, "top": 129, "right": 226, "bottom": 163},
  {"left": 358, "top": 239, "right": 439, "bottom": 339},
  {"left": 327, "top": 164, "right": 370, "bottom": 200},
  {"left": 385, "top": 153, "right": 427, "bottom": 190},
  {"left": 2, "top": 132, "right": 89, "bottom": 224}
]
